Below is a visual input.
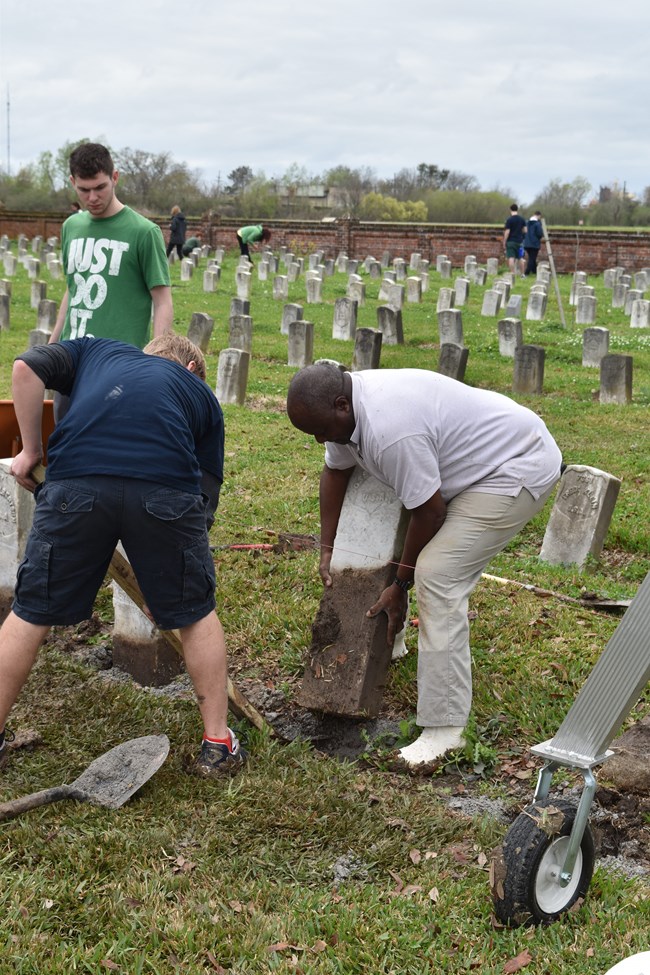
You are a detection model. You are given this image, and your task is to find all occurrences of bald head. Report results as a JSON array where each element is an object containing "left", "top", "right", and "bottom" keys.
[{"left": 287, "top": 364, "right": 354, "bottom": 443}]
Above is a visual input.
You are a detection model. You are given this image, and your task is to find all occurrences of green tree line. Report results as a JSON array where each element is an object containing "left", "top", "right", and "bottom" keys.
[{"left": 2, "top": 138, "right": 649, "bottom": 226}]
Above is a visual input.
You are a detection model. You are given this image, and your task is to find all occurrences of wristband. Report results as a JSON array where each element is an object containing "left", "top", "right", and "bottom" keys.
[{"left": 392, "top": 577, "right": 414, "bottom": 593}]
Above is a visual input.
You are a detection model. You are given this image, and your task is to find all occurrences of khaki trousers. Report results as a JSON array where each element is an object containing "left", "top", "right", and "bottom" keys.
[{"left": 414, "top": 485, "right": 556, "bottom": 727}]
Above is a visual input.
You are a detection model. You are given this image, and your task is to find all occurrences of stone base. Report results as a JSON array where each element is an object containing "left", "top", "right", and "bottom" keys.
[
  {"left": 112, "top": 633, "right": 184, "bottom": 688},
  {"left": 297, "top": 565, "right": 395, "bottom": 718}
]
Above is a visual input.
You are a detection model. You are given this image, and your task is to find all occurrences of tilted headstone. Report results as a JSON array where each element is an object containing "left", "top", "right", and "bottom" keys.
[
  {"left": 229, "top": 314, "right": 253, "bottom": 353},
  {"left": 582, "top": 327, "right": 609, "bottom": 367},
  {"left": 351, "top": 328, "right": 382, "bottom": 371},
  {"left": 376, "top": 305, "right": 404, "bottom": 346},
  {"left": 575, "top": 295, "right": 597, "bottom": 325},
  {"left": 332, "top": 297, "right": 358, "bottom": 341},
  {"left": 187, "top": 312, "right": 214, "bottom": 353},
  {"left": 436, "top": 287, "right": 454, "bottom": 313},
  {"left": 498, "top": 318, "right": 523, "bottom": 357},
  {"left": 438, "top": 343, "right": 469, "bottom": 382},
  {"left": 347, "top": 279, "right": 366, "bottom": 307},
  {"left": 540, "top": 465, "right": 621, "bottom": 567},
  {"left": 288, "top": 320, "right": 314, "bottom": 368},
  {"left": 513, "top": 345, "right": 545, "bottom": 394},
  {"left": 282, "top": 303, "right": 304, "bottom": 336},
  {"left": 474, "top": 267, "right": 488, "bottom": 286},
  {"left": 600, "top": 354, "right": 632, "bottom": 404},
  {"left": 438, "top": 308, "right": 463, "bottom": 347},
  {"left": 216, "top": 348, "right": 250, "bottom": 405},
  {"left": 297, "top": 467, "right": 409, "bottom": 717},
  {"left": 630, "top": 299, "right": 650, "bottom": 328}
]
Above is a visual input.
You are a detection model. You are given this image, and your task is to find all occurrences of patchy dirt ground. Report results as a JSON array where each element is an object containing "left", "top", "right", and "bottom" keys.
[{"left": 37, "top": 613, "right": 650, "bottom": 882}]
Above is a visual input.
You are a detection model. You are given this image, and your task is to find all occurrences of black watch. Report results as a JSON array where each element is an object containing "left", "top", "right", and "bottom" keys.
[{"left": 392, "top": 577, "right": 414, "bottom": 594}]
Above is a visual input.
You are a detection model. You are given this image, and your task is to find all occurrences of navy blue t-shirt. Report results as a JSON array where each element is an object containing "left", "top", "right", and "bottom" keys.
[
  {"left": 504, "top": 214, "right": 526, "bottom": 243},
  {"left": 19, "top": 338, "right": 223, "bottom": 494}
]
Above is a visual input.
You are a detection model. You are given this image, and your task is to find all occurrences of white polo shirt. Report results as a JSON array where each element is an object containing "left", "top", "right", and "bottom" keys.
[{"left": 324, "top": 370, "right": 562, "bottom": 510}]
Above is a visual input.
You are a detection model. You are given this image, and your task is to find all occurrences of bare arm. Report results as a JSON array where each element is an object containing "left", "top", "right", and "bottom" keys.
[
  {"left": 48, "top": 289, "right": 69, "bottom": 344},
  {"left": 367, "top": 490, "right": 448, "bottom": 645},
  {"left": 151, "top": 285, "right": 174, "bottom": 337},
  {"left": 318, "top": 464, "right": 355, "bottom": 587},
  {"left": 11, "top": 359, "right": 47, "bottom": 491}
]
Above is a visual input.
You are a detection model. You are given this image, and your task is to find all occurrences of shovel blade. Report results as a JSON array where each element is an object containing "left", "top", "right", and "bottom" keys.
[{"left": 71, "top": 734, "right": 170, "bottom": 809}]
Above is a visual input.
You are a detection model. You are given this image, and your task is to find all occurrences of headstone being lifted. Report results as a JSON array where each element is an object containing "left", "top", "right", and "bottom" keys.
[{"left": 297, "top": 467, "right": 409, "bottom": 717}]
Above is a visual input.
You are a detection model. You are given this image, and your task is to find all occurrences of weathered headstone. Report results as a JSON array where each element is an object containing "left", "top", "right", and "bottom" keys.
[
  {"left": 288, "top": 321, "right": 314, "bottom": 368},
  {"left": 498, "top": 318, "right": 523, "bottom": 357},
  {"left": 229, "top": 314, "right": 253, "bottom": 353},
  {"left": 438, "top": 343, "right": 469, "bottom": 381},
  {"left": 624, "top": 289, "right": 643, "bottom": 316},
  {"left": 439, "top": 259, "right": 452, "bottom": 279},
  {"left": 540, "top": 465, "right": 621, "bottom": 567},
  {"left": 582, "top": 327, "right": 609, "bottom": 367},
  {"left": 203, "top": 269, "right": 220, "bottom": 292},
  {"left": 188, "top": 313, "right": 214, "bottom": 353},
  {"left": 281, "top": 303, "right": 304, "bottom": 336},
  {"left": 332, "top": 297, "right": 358, "bottom": 341},
  {"left": 0, "top": 294, "right": 9, "bottom": 330},
  {"left": 436, "top": 288, "right": 455, "bottom": 313},
  {"left": 306, "top": 275, "right": 323, "bottom": 304},
  {"left": 611, "top": 282, "right": 628, "bottom": 309},
  {"left": 486, "top": 257, "right": 500, "bottom": 276},
  {"left": 0, "top": 460, "right": 36, "bottom": 622},
  {"left": 347, "top": 279, "right": 366, "bottom": 307},
  {"left": 376, "top": 306, "right": 404, "bottom": 346},
  {"left": 215, "top": 349, "right": 250, "bottom": 405},
  {"left": 273, "top": 275, "right": 289, "bottom": 301},
  {"left": 351, "top": 328, "right": 382, "bottom": 371},
  {"left": 436, "top": 254, "right": 449, "bottom": 273},
  {"left": 504, "top": 294, "right": 523, "bottom": 318},
  {"left": 513, "top": 345, "right": 545, "bottom": 394},
  {"left": 180, "top": 259, "right": 194, "bottom": 281},
  {"left": 30, "top": 280, "right": 47, "bottom": 310},
  {"left": 385, "top": 283, "right": 404, "bottom": 311},
  {"left": 481, "top": 290, "right": 502, "bottom": 316},
  {"left": 297, "top": 467, "right": 409, "bottom": 717},
  {"left": 454, "top": 277, "right": 470, "bottom": 307},
  {"left": 37, "top": 299, "right": 57, "bottom": 332},
  {"left": 575, "top": 295, "right": 597, "bottom": 325},
  {"left": 437, "top": 308, "right": 463, "bottom": 347},
  {"left": 600, "top": 354, "right": 632, "bottom": 404},
  {"left": 630, "top": 298, "right": 650, "bottom": 328},
  {"left": 236, "top": 269, "right": 252, "bottom": 300},
  {"left": 406, "top": 276, "right": 422, "bottom": 303},
  {"left": 526, "top": 291, "right": 547, "bottom": 321}
]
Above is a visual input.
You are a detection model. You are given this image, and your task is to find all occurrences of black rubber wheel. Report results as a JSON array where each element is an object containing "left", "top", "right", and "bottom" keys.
[{"left": 491, "top": 797, "right": 595, "bottom": 927}]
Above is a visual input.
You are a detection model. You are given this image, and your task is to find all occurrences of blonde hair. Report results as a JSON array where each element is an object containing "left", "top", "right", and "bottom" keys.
[
  {"left": 143, "top": 334, "right": 206, "bottom": 381},
  {"left": 171, "top": 205, "right": 181, "bottom": 215}
]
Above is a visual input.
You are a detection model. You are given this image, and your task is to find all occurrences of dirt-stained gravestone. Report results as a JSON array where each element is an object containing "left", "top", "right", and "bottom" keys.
[{"left": 298, "top": 468, "right": 408, "bottom": 717}]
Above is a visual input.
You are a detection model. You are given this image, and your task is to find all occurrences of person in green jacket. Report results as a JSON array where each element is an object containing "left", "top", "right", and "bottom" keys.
[
  {"left": 182, "top": 235, "right": 202, "bottom": 256},
  {"left": 236, "top": 224, "right": 271, "bottom": 263}
]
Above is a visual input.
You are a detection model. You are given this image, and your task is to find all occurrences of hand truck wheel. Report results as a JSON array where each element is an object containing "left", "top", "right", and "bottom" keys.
[{"left": 491, "top": 797, "right": 595, "bottom": 927}]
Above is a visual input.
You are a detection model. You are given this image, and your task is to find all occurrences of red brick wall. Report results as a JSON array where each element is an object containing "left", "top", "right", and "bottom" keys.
[{"left": 3, "top": 211, "right": 650, "bottom": 274}]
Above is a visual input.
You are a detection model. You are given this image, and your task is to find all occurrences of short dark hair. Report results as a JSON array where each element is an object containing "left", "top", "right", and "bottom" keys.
[
  {"left": 69, "top": 143, "right": 115, "bottom": 179},
  {"left": 510, "top": 203, "right": 519, "bottom": 212}
]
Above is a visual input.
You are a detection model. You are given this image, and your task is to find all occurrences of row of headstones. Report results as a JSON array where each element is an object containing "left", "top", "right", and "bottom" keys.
[
  {"left": 0, "top": 278, "right": 59, "bottom": 334},
  {"left": 0, "top": 234, "right": 63, "bottom": 280},
  {"left": 566, "top": 270, "right": 650, "bottom": 327}
]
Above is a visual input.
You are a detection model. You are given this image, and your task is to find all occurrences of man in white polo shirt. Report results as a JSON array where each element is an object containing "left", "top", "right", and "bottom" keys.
[{"left": 286, "top": 365, "right": 562, "bottom": 767}]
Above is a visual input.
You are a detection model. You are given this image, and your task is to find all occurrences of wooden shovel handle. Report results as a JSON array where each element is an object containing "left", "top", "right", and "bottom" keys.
[
  {"left": 30, "top": 466, "right": 276, "bottom": 737},
  {"left": 0, "top": 785, "right": 79, "bottom": 822}
]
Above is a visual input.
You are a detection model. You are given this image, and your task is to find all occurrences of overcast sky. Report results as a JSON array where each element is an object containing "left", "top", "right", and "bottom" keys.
[{"left": 1, "top": 0, "right": 649, "bottom": 205}]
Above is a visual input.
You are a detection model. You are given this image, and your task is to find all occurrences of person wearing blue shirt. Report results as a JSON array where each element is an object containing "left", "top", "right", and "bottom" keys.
[
  {"left": 0, "top": 335, "right": 246, "bottom": 779},
  {"left": 523, "top": 211, "right": 545, "bottom": 276}
]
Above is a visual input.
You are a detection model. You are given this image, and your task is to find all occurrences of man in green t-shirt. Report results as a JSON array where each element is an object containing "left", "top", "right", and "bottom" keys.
[
  {"left": 50, "top": 143, "right": 173, "bottom": 349},
  {"left": 236, "top": 224, "right": 271, "bottom": 264}
]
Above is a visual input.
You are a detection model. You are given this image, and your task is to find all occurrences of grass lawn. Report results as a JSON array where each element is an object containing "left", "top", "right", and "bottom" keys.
[{"left": 0, "top": 239, "right": 648, "bottom": 974}]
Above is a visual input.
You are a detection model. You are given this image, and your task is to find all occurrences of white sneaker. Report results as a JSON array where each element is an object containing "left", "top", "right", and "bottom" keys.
[{"left": 399, "top": 726, "right": 465, "bottom": 766}]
